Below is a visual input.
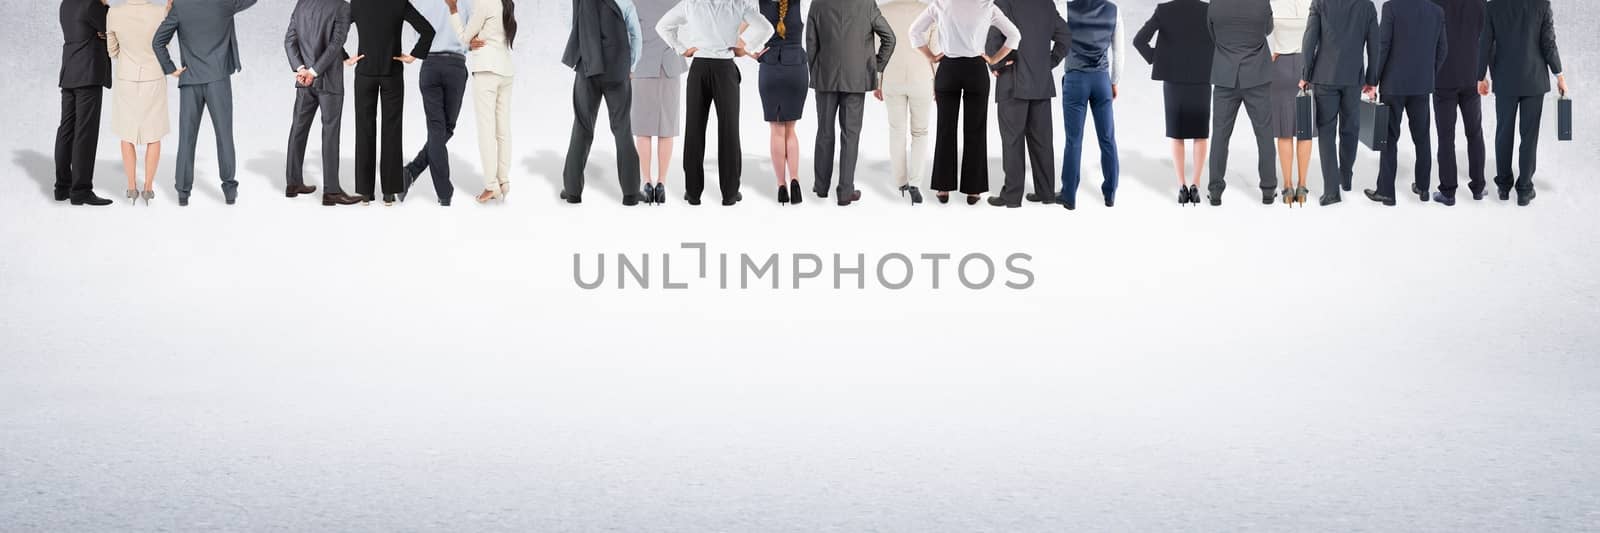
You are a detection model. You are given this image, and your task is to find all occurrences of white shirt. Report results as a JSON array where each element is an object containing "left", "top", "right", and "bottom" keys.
[
  {"left": 908, "top": 0, "right": 1021, "bottom": 59},
  {"left": 1269, "top": 0, "right": 1312, "bottom": 55},
  {"left": 655, "top": 0, "right": 775, "bottom": 60}
]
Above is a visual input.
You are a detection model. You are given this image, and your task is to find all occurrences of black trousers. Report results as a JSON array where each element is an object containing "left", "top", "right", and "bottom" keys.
[
  {"left": 931, "top": 57, "right": 991, "bottom": 195},
  {"left": 1433, "top": 87, "right": 1485, "bottom": 197},
  {"left": 286, "top": 85, "right": 345, "bottom": 194},
  {"left": 406, "top": 55, "right": 468, "bottom": 201},
  {"left": 564, "top": 72, "right": 642, "bottom": 200},
  {"left": 683, "top": 59, "right": 741, "bottom": 202},
  {"left": 995, "top": 95, "right": 1054, "bottom": 205},
  {"left": 1377, "top": 93, "right": 1432, "bottom": 199},
  {"left": 1494, "top": 94, "right": 1543, "bottom": 194},
  {"left": 54, "top": 87, "right": 103, "bottom": 197},
  {"left": 353, "top": 73, "right": 405, "bottom": 200},
  {"left": 1313, "top": 84, "right": 1362, "bottom": 195}
]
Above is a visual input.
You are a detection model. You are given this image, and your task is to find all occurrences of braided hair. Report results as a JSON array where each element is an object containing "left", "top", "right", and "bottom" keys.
[{"left": 776, "top": 0, "right": 789, "bottom": 39}]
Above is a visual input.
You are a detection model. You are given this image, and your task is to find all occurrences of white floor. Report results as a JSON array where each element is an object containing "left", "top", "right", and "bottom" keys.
[{"left": 2, "top": 1, "right": 1599, "bottom": 530}]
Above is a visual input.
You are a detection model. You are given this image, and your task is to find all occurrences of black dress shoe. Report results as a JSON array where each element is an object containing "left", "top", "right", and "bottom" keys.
[
  {"left": 1517, "top": 189, "right": 1536, "bottom": 206},
  {"left": 814, "top": 188, "right": 828, "bottom": 199},
  {"left": 623, "top": 195, "right": 640, "bottom": 206},
  {"left": 1497, "top": 187, "right": 1511, "bottom": 201},
  {"left": 722, "top": 192, "right": 742, "bottom": 206},
  {"left": 1025, "top": 192, "right": 1055, "bottom": 204},
  {"left": 1471, "top": 189, "right": 1486, "bottom": 201},
  {"left": 69, "top": 193, "right": 112, "bottom": 206},
  {"left": 178, "top": 196, "right": 190, "bottom": 207},
  {"left": 560, "top": 191, "right": 582, "bottom": 204},
  {"left": 908, "top": 186, "right": 923, "bottom": 205},
  {"left": 1262, "top": 190, "right": 1277, "bottom": 205},
  {"left": 1061, "top": 200, "right": 1076, "bottom": 210},
  {"left": 987, "top": 196, "right": 1019, "bottom": 208},
  {"left": 1319, "top": 194, "right": 1341, "bottom": 206},
  {"left": 1105, "top": 197, "right": 1115, "bottom": 208},
  {"left": 399, "top": 167, "right": 418, "bottom": 202},
  {"left": 1412, "top": 183, "right": 1429, "bottom": 202},
  {"left": 789, "top": 180, "right": 803, "bottom": 205},
  {"left": 225, "top": 194, "right": 237, "bottom": 205},
  {"left": 1432, "top": 192, "right": 1456, "bottom": 206},
  {"left": 322, "top": 192, "right": 363, "bottom": 206},
  {"left": 1363, "top": 189, "right": 1396, "bottom": 206},
  {"left": 1208, "top": 193, "right": 1222, "bottom": 206},
  {"left": 381, "top": 193, "right": 397, "bottom": 206},
  {"left": 684, "top": 193, "right": 700, "bottom": 206},
  {"left": 286, "top": 184, "right": 318, "bottom": 198},
  {"left": 54, "top": 189, "right": 70, "bottom": 202},
  {"left": 936, "top": 192, "right": 950, "bottom": 204},
  {"left": 439, "top": 199, "right": 451, "bottom": 207},
  {"left": 777, "top": 185, "right": 790, "bottom": 205},
  {"left": 838, "top": 190, "right": 862, "bottom": 206},
  {"left": 1341, "top": 178, "right": 1353, "bottom": 192}
]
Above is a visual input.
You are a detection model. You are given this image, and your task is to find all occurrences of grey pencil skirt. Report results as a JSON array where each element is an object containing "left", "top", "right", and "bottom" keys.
[
  {"left": 631, "top": 76, "right": 682, "bottom": 138},
  {"left": 1269, "top": 53, "right": 1313, "bottom": 140}
]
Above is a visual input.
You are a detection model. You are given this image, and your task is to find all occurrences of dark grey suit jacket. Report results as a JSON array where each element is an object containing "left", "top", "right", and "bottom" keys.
[
  {"left": 987, "top": 0, "right": 1070, "bottom": 101},
  {"left": 285, "top": 0, "right": 350, "bottom": 94},
  {"left": 1478, "top": 0, "right": 1562, "bottom": 96},
  {"left": 1371, "top": 0, "right": 1447, "bottom": 95},
  {"left": 563, "top": 0, "right": 635, "bottom": 83},
  {"left": 1207, "top": 0, "right": 1273, "bottom": 89},
  {"left": 153, "top": 0, "right": 258, "bottom": 87},
  {"left": 806, "top": 0, "right": 895, "bottom": 93},
  {"left": 60, "top": 0, "right": 111, "bottom": 90},
  {"left": 1301, "top": 0, "right": 1378, "bottom": 87}
]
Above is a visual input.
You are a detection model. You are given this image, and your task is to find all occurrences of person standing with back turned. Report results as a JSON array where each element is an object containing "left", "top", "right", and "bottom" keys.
[
  {"left": 1267, "top": 0, "right": 1312, "bottom": 207},
  {"left": 1204, "top": 0, "right": 1277, "bottom": 207},
  {"left": 807, "top": 0, "right": 896, "bottom": 206},
  {"left": 1299, "top": 0, "right": 1377, "bottom": 206},
  {"left": 563, "top": 0, "right": 647, "bottom": 206},
  {"left": 1363, "top": 0, "right": 1447, "bottom": 207},
  {"left": 107, "top": 0, "right": 168, "bottom": 206},
  {"left": 984, "top": 0, "right": 1070, "bottom": 209},
  {"left": 348, "top": 0, "right": 435, "bottom": 206},
  {"left": 1057, "top": 0, "right": 1125, "bottom": 210},
  {"left": 285, "top": 0, "right": 364, "bottom": 207},
  {"left": 454, "top": 0, "right": 521, "bottom": 204},
  {"left": 153, "top": 0, "right": 258, "bottom": 207},
  {"left": 632, "top": 0, "right": 689, "bottom": 206},
  {"left": 401, "top": 0, "right": 474, "bottom": 207},
  {"left": 57, "top": 0, "right": 113, "bottom": 207},
  {"left": 1478, "top": 0, "right": 1567, "bottom": 207},
  {"left": 910, "top": 0, "right": 1021, "bottom": 206},
  {"left": 1133, "top": 0, "right": 1215, "bottom": 206},
  {"left": 879, "top": 0, "right": 937, "bottom": 206},
  {"left": 1429, "top": 0, "right": 1486, "bottom": 205}
]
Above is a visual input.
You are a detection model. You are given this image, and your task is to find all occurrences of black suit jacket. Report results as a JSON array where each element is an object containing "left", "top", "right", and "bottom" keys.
[
  {"left": 1206, "top": 0, "right": 1273, "bottom": 89},
  {"left": 1133, "top": 0, "right": 1214, "bottom": 85},
  {"left": 286, "top": 0, "right": 352, "bottom": 94},
  {"left": 1478, "top": 0, "right": 1562, "bottom": 96},
  {"left": 1301, "top": 0, "right": 1377, "bottom": 87},
  {"left": 563, "top": 0, "right": 634, "bottom": 82},
  {"left": 59, "top": 0, "right": 111, "bottom": 90},
  {"left": 986, "top": 0, "right": 1070, "bottom": 100},
  {"left": 1372, "top": 0, "right": 1448, "bottom": 95},
  {"left": 1432, "top": 0, "right": 1486, "bottom": 89},
  {"left": 349, "top": 0, "right": 434, "bottom": 78}
]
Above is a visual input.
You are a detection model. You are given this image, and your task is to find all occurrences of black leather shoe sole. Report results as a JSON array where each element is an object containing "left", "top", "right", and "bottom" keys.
[{"left": 1517, "top": 190, "right": 1536, "bottom": 206}]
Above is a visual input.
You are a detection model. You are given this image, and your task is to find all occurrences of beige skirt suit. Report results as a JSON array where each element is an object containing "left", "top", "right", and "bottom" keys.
[{"left": 106, "top": 0, "right": 170, "bottom": 145}]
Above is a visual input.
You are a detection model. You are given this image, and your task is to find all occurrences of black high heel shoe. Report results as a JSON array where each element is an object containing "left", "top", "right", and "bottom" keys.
[
  {"left": 1188, "top": 185, "right": 1200, "bottom": 207},
  {"left": 789, "top": 179, "right": 803, "bottom": 205},
  {"left": 1178, "top": 187, "right": 1190, "bottom": 205},
  {"left": 777, "top": 184, "right": 790, "bottom": 205},
  {"left": 642, "top": 183, "right": 656, "bottom": 205},
  {"left": 655, "top": 183, "right": 667, "bottom": 205}
]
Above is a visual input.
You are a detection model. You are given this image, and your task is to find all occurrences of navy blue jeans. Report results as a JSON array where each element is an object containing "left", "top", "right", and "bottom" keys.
[{"left": 1060, "top": 70, "right": 1118, "bottom": 205}]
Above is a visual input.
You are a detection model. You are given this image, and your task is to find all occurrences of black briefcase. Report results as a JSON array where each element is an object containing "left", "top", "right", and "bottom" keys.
[
  {"left": 1359, "top": 98, "right": 1390, "bottom": 152},
  {"left": 1558, "top": 96, "right": 1572, "bottom": 141},
  {"left": 1294, "top": 90, "right": 1315, "bottom": 139}
]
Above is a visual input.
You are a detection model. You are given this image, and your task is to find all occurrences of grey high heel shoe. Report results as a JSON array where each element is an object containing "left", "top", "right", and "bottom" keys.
[
  {"left": 142, "top": 189, "right": 155, "bottom": 206},
  {"left": 127, "top": 189, "right": 138, "bottom": 204}
]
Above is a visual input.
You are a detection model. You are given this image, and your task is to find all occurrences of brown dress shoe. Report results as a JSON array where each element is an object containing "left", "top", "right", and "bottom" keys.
[
  {"left": 322, "top": 192, "right": 363, "bottom": 206},
  {"left": 286, "top": 184, "right": 318, "bottom": 198}
]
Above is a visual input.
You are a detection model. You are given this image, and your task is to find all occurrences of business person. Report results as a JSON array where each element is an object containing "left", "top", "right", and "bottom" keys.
[
  {"left": 759, "top": 0, "right": 808, "bottom": 205},
  {"left": 1058, "top": 0, "right": 1124, "bottom": 210},
  {"left": 656, "top": 0, "right": 774, "bottom": 206},
  {"left": 403, "top": 0, "right": 473, "bottom": 206},
  {"left": 880, "top": 0, "right": 936, "bottom": 205},
  {"left": 807, "top": 0, "right": 895, "bottom": 206},
  {"left": 457, "top": 0, "right": 521, "bottom": 204},
  {"left": 1478, "top": 0, "right": 1566, "bottom": 206},
  {"left": 107, "top": 0, "right": 167, "bottom": 206},
  {"left": 633, "top": 0, "right": 688, "bottom": 205},
  {"left": 1205, "top": 0, "right": 1276, "bottom": 206},
  {"left": 1430, "top": 0, "right": 1486, "bottom": 205},
  {"left": 1269, "top": 0, "right": 1312, "bottom": 206},
  {"left": 285, "top": 0, "right": 363, "bottom": 206},
  {"left": 1133, "top": 0, "right": 1214, "bottom": 206},
  {"left": 153, "top": 0, "right": 257, "bottom": 206},
  {"left": 983, "top": 0, "right": 1069, "bottom": 209},
  {"left": 1300, "top": 0, "right": 1377, "bottom": 205},
  {"left": 1364, "top": 0, "right": 1447, "bottom": 206},
  {"left": 349, "top": 0, "right": 434, "bottom": 205},
  {"left": 57, "top": 0, "right": 113, "bottom": 206},
  {"left": 911, "top": 0, "right": 1020, "bottom": 205},
  {"left": 563, "top": 0, "right": 644, "bottom": 205}
]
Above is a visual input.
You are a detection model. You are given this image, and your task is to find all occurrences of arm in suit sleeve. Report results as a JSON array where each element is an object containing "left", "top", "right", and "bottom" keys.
[
  {"left": 285, "top": 12, "right": 306, "bottom": 71},
  {"left": 1370, "top": 3, "right": 1390, "bottom": 87},
  {"left": 404, "top": 2, "right": 434, "bottom": 59},
  {"left": 806, "top": 8, "right": 819, "bottom": 66},
  {"left": 1435, "top": 15, "right": 1448, "bottom": 75},
  {"left": 1363, "top": 6, "right": 1380, "bottom": 86},
  {"left": 871, "top": 9, "right": 896, "bottom": 75},
  {"left": 234, "top": 0, "right": 260, "bottom": 14},
  {"left": 1049, "top": 11, "right": 1071, "bottom": 68},
  {"left": 1476, "top": 9, "right": 1494, "bottom": 81},
  {"left": 311, "top": 3, "right": 352, "bottom": 76},
  {"left": 1539, "top": 2, "right": 1562, "bottom": 75},
  {"left": 152, "top": 9, "right": 179, "bottom": 75},
  {"left": 1301, "top": 0, "right": 1321, "bottom": 81},
  {"left": 1132, "top": 10, "right": 1158, "bottom": 66}
]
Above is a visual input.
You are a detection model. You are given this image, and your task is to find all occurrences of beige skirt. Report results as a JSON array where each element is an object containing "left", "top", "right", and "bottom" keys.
[{"left": 112, "top": 77, "right": 169, "bottom": 145}]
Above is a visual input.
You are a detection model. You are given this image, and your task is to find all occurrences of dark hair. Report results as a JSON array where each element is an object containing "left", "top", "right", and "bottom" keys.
[{"left": 503, "top": 0, "right": 518, "bottom": 49}]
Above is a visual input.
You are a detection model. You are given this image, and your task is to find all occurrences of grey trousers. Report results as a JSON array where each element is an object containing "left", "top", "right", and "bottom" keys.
[
  {"left": 813, "top": 91, "right": 864, "bottom": 197},
  {"left": 1208, "top": 83, "right": 1276, "bottom": 196},
  {"left": 996, "top": 95, "right": 1055, "bottom": 205},
  {"left": 285, "top": 85, "right": 344, "bottom": 194},
  {"left": 563, "top": 74, "right": 641, "bottom": 201},
  {"left": 175, "top": 78, "right": 237, "bottom": 200}
]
